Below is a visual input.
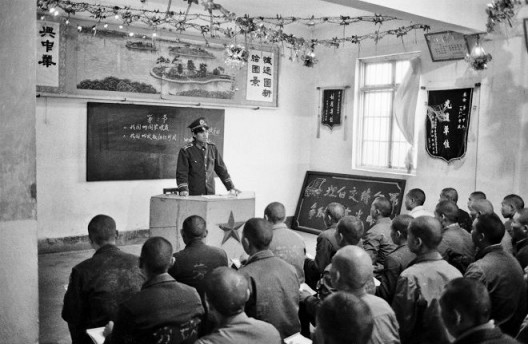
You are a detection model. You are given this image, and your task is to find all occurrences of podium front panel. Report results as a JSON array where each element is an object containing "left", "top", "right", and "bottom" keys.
[{"left": 150, "top": 193, "right": 255, "bottom": 260}]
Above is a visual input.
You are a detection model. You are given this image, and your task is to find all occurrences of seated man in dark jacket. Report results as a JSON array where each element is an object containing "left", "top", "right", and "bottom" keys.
[
  {"left": 104, "top": 237, "right": 204, "bottom": 344},
  {"left": 465, "top": 213, "right": 527, "bottom": 337},
  {"left": 439, "top": 187, "right": 472, "bottom": 233},
  {"left": 315, "top": 292, "right": 374, "bottom": 344},
  {"left": 376, "top": 214, "right": 416, "bottom": 303},
  {"left": 512, "top": 208, "right": 528, "bottom": 269},
  {"left": 304, "top": 202, "right": 345, "bottom": 288},
  {"left": 62, "top": 215, "right": 144, "bottom": 344},
  {"left": 239, "top": 218, "right": 300, "bottom": 339},
  {"left": 435, "top": 200, "right": 475, "bottom": 273},
  {"left": 195, "top": 267, "right": 281, "bottom": 344},
  {"left": 168, "top": 215, "right": 228, "bottom": 296},
  {"left": 440, "top": 277, "right": 518, "bottom": 344}
]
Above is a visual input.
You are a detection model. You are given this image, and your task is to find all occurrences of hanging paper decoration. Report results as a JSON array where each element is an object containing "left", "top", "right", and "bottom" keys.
[{"left": 425, "top": 88, "right": 473, "bottom": 163}]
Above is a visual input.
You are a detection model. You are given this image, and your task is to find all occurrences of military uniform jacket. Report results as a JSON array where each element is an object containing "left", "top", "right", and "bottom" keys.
[{"left": 176, "top": 141, "right": 233, "bottom": 195}]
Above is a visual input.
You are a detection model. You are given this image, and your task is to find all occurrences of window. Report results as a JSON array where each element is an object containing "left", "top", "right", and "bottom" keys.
[{"left": 355, "top": 55, "right": 416, "bottom": 172}]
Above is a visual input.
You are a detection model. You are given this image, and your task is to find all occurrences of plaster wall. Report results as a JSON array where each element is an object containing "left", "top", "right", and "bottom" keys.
[
  {"left": 0, "top": 1, "right": 39, "bottom": 343},
  {"left": 36, "top": 55, "right": 313, "bottom": 239},
  {"left": 310, "top": 26, "right": 528, "bottom": 213}
]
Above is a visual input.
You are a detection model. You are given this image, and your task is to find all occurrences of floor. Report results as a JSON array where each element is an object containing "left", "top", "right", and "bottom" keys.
[{"left": 39, "top": 232, "right": 316, "bottom": 344}]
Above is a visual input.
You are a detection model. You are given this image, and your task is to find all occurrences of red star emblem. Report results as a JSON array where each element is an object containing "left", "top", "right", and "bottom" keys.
[{"left": 218, "top": 211, "right": 245, "bottom": 244}]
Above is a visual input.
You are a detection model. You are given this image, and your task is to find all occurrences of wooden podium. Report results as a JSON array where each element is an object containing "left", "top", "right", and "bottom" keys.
[{"left": 149, "top": 192, "right": 255, "bottom": 260}]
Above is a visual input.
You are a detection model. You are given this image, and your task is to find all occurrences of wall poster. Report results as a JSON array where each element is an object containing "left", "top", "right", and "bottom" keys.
[
  {"left": 425, "top": 88, "right": 473, "bottom": 163},
  {"left": 321, "top": 88, "right": 343, "bottom": 129},
  {"left": 246, "top": 50, "right": 275, "bottom": 103},
  {"left": 36, "top": 19, "right": 279, "bottom": 108},
  {"left": 424, "top": 31, "right": 469, "bottom": 62},
  {"left": 37, "top": 20, "right": 61, "bottom": 88}
]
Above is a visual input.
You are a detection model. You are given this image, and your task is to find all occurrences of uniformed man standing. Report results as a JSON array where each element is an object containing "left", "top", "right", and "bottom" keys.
[{"left": 176, "top": 117, "right": 240, "bottom": 196}]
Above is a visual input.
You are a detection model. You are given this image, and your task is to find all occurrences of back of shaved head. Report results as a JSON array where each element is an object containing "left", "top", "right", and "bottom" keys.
[
  {"left": 316, "top": 292, "right": 373, "bottom": 344},
  {"left": 441, "top": 188, "right": 459, "bottom": 203},
  {"left": 332, "top": 246, "right": 373, "bottom": 291},
  {"left": 141, "top": 237, "right": 173, "bottom": 274},
  {"left": 504, "top": 194, "right": 524, "bottom": 211},
  {"left": 372, "top": 197, "right": 393, "bottom": 217},
  {"left": 435, "top": 200, "right": 459, "bottom": 223},
  {"left": 336, "top": 216, "right": 364, "bottom": 246},
  {"left": 326, "top": 202, "right": 345, "bottom": 223},
  {"left": 470, "top": 191, "right": 487, "bottom": 200},
  {"left": 88, "top": 214, "right": 117, "bottom": 246},
  {"left": 517, "top": 208, "right": 528, "bottom": 226},
  {"left": 407, "top": 188, "right": 426, "bottom": 206},
  {"left": 474, "top": 213, "right": 505, "bottom": 245},
  {"left": 182, "top": 215, "right": 207, "bottom": 238},
  {"left": 264, "top": 202, "right": 286, "bottom": 223},
  {"left": 243, "top": 218, "right": 273, "bottom": 250},
  {"left": 409, "top": 216, "right": 443, "bottom": 250},
  {"left": 204, "top": 267, "right": 249, "bottom": 316},
  {"left": 471, "top": 199, "right": 494, "bottom": 216}
]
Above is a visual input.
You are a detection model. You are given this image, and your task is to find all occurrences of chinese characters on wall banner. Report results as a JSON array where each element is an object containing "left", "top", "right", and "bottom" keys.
[
  {"left": 425, "top": 88, "right": 473, "bottom": 163},
  {"left": 246, "top": 50, "right": 274, "bottom": 102},
  {"left": 321, "top": 89, "right": 343, "bottom": 129},
  {"left": 37, "top": 21, "right": 60, "bottom": 87}
]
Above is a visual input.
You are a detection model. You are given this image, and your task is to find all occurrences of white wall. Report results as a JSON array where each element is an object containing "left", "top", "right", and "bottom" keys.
[
  {"left": 36, "top": 55, "right": 313, "bottom": 239},
  {"left": 36, "top": 9, "right": 528, "bottom": 240},
  {"left": 310, "top": 22, "right": 528, "bottom": 214},
  {"left": 0, "top": 1, "right": 39, "bottom": 342}
]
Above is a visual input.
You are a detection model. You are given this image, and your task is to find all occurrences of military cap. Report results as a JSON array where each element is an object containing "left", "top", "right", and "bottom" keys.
[{"left": 188, "top": 117, "right": 209, "bottom": 132}]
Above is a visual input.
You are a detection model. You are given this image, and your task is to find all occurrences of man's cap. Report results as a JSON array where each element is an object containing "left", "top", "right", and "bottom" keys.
[{"left": 188, "top": 117, "right": 209, "bottom": 132}]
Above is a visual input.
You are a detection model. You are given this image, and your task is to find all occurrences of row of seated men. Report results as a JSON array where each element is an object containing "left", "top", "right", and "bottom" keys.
[{"left": 61, "top": 187, "right": 528, "bottom": 344}]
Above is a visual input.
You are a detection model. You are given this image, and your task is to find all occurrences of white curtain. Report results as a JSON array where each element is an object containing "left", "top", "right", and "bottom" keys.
[{"left": 394, "top": 56, "right": 421, "bottom": 171}]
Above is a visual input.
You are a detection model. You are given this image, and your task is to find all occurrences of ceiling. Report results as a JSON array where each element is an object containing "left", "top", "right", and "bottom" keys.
[
  {"left": 134, "top": 0, "right": 372, "bottom": 18},
  {"left": 68, "top": 0, "right": 488, "bottom": 34}
]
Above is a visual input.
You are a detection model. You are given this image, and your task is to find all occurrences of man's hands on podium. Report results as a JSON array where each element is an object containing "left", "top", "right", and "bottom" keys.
[
  {"left": 178, "top": 188, "right": 240, "bottom": 197},
  {"left": 229, "top": 188, "right": 241, "bottom": 196}
]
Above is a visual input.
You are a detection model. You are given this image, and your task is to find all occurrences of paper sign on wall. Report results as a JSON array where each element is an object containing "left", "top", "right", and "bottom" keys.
[
  {"left": 246, "top": 50, "right": 274, "bottom": 102},
  {"left": 37, "top": 20, "right": 60, "bottom": 87}
]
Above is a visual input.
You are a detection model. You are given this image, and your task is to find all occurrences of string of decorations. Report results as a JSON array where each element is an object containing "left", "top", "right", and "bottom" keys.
[
  {"left": 485, "top": 0, "right": 524, "bottom": 33},
  {"left": 37, "top": 0, "right": 430, "bottom": 67}
]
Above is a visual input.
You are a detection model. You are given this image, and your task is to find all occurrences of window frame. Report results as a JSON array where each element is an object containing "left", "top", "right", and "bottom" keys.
[{"left": 353, "top": 52, "right": 420, "bottom": 175}]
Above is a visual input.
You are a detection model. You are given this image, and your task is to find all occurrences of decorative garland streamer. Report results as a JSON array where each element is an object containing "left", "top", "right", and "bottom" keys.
[
  {"left": 485, "top": 0, "right": 523, "bottom": 33},
  {"left": 37, "top": 0, "right": 430, "bottom": 51}
]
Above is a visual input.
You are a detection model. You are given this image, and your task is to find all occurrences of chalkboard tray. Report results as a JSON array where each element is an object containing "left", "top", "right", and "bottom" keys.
[{"left": 293, "top": 171, "right": 406, "bottom": 234}]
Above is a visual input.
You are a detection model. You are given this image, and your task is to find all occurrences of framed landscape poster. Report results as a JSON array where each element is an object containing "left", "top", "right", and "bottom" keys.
[{"left": 36, "top": 18, "right": 279, "bottom": 108}]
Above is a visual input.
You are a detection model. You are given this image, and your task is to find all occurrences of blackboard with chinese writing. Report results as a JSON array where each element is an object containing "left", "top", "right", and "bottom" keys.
[
  {"left": 425, "top": 88, "right": 473, "bottom": 163},
  {"left": 321, "top": 89, "right": 343, "bottom": 129},
  {"left": 293, "top": 171, "right": 406, "bottom": 234},
  {"left": 87, "top": 102, "right": 224, "bottom": 181}
]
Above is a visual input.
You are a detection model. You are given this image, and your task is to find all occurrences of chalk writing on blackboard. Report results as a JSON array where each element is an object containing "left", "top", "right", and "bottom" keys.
[
  {"left": 293, "top": 172, "right": 406, "bottom": 234},
  {"left": 87, "top": 102, "right": 225, "bottom": 181}
]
